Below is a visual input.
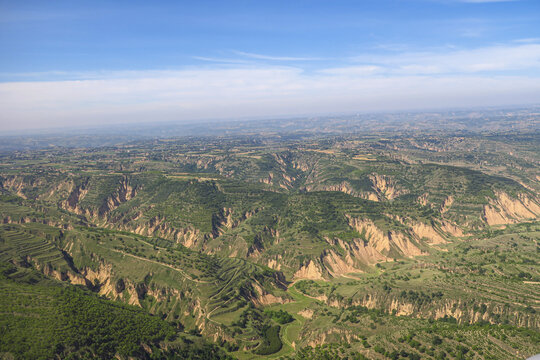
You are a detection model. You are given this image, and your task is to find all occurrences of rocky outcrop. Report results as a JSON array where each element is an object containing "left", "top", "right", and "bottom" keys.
[
  {"left": 250, "top": 282, "right": 290, "bottom": 306},
  {"left": 294, "top": 260, "right": 324, "bottom": 280},
  {"left": 98, "top": 177, "right": 138, "bottom": 216},
  {"left": 61, "top": 179, "right": 93, "bottom": 216},
  {"left": 294, "top": 236, "right": 386, "bottom": 280},
  {"left": 369, "top": 174, "right": 406, "bottom": 200},
  {"left": 292, "top": 160, "right": 311, "bottom": 172},
  {"left": 281, "top": 173, "right": 296, "bottom": 188},
  {"left": 61, "top": 176, "right": 138, "bottom": 219},
  {"left": 212, "top": 208, "right": 258, "bottom": 238},
  {"left": 131, "top": 217, "right": 201, "bottom": 248},
  {"left": 294, "top": 216, "right": 434, "bottom": 280},
  {"left": 411, "top": 221, "right": 446, "bottom": 244},
  {"left": 306, "top": 181, "right": 379, "bottom": 201},
  {"left": 246, "top": 234, "right": 264, "bottom": 258},
  {"left": 66, "top": 180, "right": 89, "bottom": 210},
  {"left": 326, "top": 292, "right": 539, "bottom": 328},
  {"left": 441, "top": 221, "right": 464, "bottom": 237},
  {"left": 304, "top": 328, "right": 360, "bottom": 348},
  {"left": 321, "top": 249, "right": 360, "bottom": 277},
  {"left": 2, "top": 216, "right": 74, "bottom": 230},
  {"left": 347, "top": 216, "right": 424, "bottom": 258},
  {"left": 260, "top": 172, "right": 274, "bottom": 185},
  {"left": 211, "top": 208, "right": 234, "bottom": 237},
  {"left": 176, "top": 227, "right": 201, "bottom": 248},
  {"left": 483, "top": 192, "right": 539, "bottom": 226},
  {"left": 417, "top": 193, "right": 429, "bottom": 206},
  {"left": 267, "top": 256, "right": 282, "bottom": 270},
  {"left": 298, "top": 309, "right": 314, "bottom": 319},
  {"left": 323, "top": 236, "right": 386, "bottom": 273},
  {"left": 440, "top": 196, "right": 454, "bottom": 214},
  {"left": 39, "top": 261, "right": 89, "bottom": 287},
  {"left": 29, "top": 253, "right": 135, "bottom": 304},
  {"left": 0, "top": 175, "right": 37, "bottom": 199}
]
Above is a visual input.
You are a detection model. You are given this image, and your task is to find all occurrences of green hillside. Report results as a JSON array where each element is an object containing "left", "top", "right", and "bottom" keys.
[
  {"left": 0, "top": 261, "right": 233, "bottom": 360},
  {"left": 0, "top": 131, "right": 539, "bottom": 359}
]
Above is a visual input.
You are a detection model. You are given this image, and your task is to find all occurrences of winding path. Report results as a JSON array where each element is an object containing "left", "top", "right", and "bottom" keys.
[{"left": 104, "top": 247, "right": 214, "bottom": 284}]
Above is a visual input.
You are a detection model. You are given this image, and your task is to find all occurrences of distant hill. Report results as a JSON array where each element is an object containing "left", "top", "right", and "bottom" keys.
[{"left": 0, "top": 126, "right": 538, "bottom": 359}]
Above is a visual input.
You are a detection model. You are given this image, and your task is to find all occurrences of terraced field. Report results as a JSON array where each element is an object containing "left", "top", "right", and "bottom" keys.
[
  {"left": 0, "top": 130, "right": 539, "bottom": 359},
  {"left": 0, "top": 225, "right": 68, "bottom": 270}
]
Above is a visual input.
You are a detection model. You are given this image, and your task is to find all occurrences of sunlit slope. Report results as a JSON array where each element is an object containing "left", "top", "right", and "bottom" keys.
[
  {"left": 1, "top": 157, "right": 538, "bottom": 280},
  {"left": 0, "top": 221, "right": 288, "bottom": 343},
  {"left": 1, "top": 132, "right": 539, "bottom": 359}
]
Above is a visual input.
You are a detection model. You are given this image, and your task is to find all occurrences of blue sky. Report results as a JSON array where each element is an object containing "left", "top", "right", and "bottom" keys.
[{"left": 1, "top": 0, "right": 540, "bottom": 130}]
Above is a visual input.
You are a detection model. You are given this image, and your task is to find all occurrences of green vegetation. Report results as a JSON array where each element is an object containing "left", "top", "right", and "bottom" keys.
[
  {"left": 0, "top": 129, "right": 539, "bottom": 359},
  {"left": 254, "top": 325, "right": 282, "bottom": 355},
  {"left": 265, "top": 309, "right": 295, "bottom": 324},
  {"left": 0, "top": 261, "right": 233, "bottom": 360}
]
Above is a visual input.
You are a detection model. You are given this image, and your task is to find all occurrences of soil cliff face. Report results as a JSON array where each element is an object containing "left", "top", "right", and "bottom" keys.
[
  {"left": 292, "top": 215, "right": 440, "bottom": 280},
  {"left": 290, "top": 213, "right": 454, "bottom": 281},
  {"left": 294, "top": 260, "right": 324, "bottom": 280},
  {"left": 98, "top": 177, "right": 138, "bottom": 216},
  {"left": 304, "top": 181, "right": 379, "bottom": 202},
  {"left": 347, "top": 216, "right": 424, "bottom": 258},
  {"left": 323, "top": 292, "right": 539, "bottom": 329},
  {"left": 3, "top": 172, "right": 537, "bottom": 294},
  {"left": 369, "top": 174, "right": 406, "bottom": 200},
  {"left": 60, "top": 177, "right": 138, "bottom": 219},
  {"left": 483, "top": 192, "right": 539, "bottom": 225},
  {"left": 411, "top": 221, "right": 446, "bottom": 244}
]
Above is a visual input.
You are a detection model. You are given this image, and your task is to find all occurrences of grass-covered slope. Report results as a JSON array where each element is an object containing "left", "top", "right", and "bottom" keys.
[
  {"left": 2, "top": 165, "right": 537, "bottom": 282},
  {"left": 0, "top": 221, "right": 289, "bottom": 338},
  {"left": 0, "top": 261, "right": 234, "bottom": 360},
  {"left": 0, "top": 131, "right": 539, "bottom": 359}
]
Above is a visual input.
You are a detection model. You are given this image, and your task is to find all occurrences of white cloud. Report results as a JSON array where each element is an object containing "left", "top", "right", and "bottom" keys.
[
  {"left": 348, "top": 43, "right": 540, "bottom": 75},
  {"left": 192, "top": 56, "right": 252, "bottom": 64},
  {"left": 318, "top": 65, "right": 382, "bottom": 76},
  {"left": 514, "top": 38, "right": 540, "bottom": 44},
  {"left": 232, "top": 51, "right": 323, "bottom": 62},
  {"left": 1, "top": 43, "right": 540, "bottom": 131}
]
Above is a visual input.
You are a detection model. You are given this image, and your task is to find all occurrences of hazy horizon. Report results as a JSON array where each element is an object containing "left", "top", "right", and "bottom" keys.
[{"left": 2, "top": 0, "right": 540, "bottom": 131}]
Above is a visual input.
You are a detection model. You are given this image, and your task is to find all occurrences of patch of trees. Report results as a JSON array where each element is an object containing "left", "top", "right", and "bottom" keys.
[
  {"left": 254, "top": 325, "right": 282, "bottom": 355},
  {"left": 265, "top": 309, "right": 294, "bottom": 324},
  {"left": 0, "top": 262, "right": 233, "bottom": 360},
  {"left": 399, "top": 289, "right": 444, "bottom": 306},
  {"left": 291, "top": 344, "right": 369, "bottom": 360}
]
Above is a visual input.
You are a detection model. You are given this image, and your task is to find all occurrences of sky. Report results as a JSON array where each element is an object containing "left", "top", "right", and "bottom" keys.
[{"left": 1, "top": 0, "right": 540, "bottom": 131}]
